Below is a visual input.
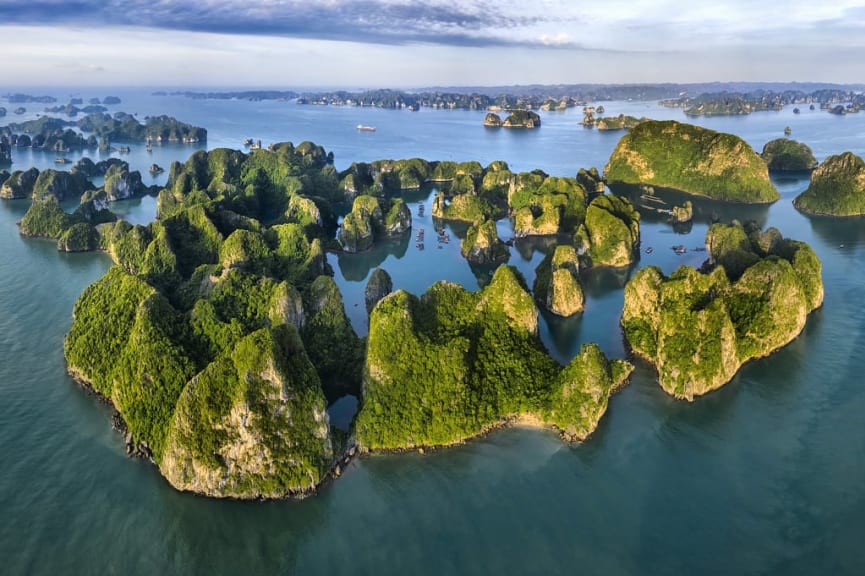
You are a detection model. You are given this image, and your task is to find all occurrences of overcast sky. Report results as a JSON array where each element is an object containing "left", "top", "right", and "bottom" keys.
[{"left": 2, "top": 0, "right": 865, "bottom": 87}]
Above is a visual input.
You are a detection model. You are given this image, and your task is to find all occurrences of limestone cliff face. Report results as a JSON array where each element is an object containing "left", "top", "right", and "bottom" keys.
[
  {"left": 621, "top": 224, "right": 823, "bottom": 400},
  {"left": 502, "top": 110, "right": 541, "bottom": 128},
  {"left": 544, "top": 345, "right": 633, "bottom": 441},
  {"left": 483, "top": 112, "right": 503, "bottom": 127},
  {"left": 161, "top": 326, "right": 333, "bottom": 499},
  {"left": 337, "top": 195, "right": 381, "bottom": 253},
  {"left": 533, "top": 245, "right": 584, "bottom": 317},
  {"left": 604, "top": 120, "right": 778, "bottom": 203},
  {"left": 461, "top": 219, "right": 510, "bottom": 265},
  {"left": 576, "top": 195, "right": 640, "bottom": 268},
  {"left": 671, "top": 201, "right": 693, "bottom": 223},
  {"left": 103, "top": 163, "right": 144, "bottom": 201},
  {"left": 794, "top": 151, "right": 865, "bottom": 216},
  {"left": 338, "top": 195, "right": 410, "bottom": 252}
]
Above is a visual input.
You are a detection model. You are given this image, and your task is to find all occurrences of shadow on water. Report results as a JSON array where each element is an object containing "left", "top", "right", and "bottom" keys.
[
  {"left": 513, "top": 235, "right": 557, "bottom": 261},
  {"left": 581, "top": 264, "right": 634, "bottom": 298},
  {"left": 539, "top": 307, "right": 584, "bottom": 361},
  {"left": 335, "top": 233, "right": 410, "bottom": 282},
  {"left": 157, "top": 483, "right": 327, "bottom": 575},
  {"left": 806, "top": 214, "right": 865, "bottom": 247},
  {"left": 610, "top": 183, "right": 772, "bottom": 229}
]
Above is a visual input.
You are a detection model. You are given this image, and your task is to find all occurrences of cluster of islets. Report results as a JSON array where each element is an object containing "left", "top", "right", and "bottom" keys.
[{"left": 6, "top": 118, "right": 863, "bottom": 501}]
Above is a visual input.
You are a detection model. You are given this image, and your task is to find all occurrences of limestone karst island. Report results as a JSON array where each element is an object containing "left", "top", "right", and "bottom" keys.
[{"left": 3, "top": 114, "right": 827, "bottom": 499}]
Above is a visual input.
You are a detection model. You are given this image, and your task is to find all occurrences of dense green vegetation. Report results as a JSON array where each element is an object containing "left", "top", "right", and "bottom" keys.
[
  {"left": 533, "top": 245, "right": 584, "bottom": 317},
  {"left": 761, "top": 138, "right": 818, "bottom": 172},
  {"left": 15, "top": 141, "right": 653, "bottom": 498},
  {"left": 621, "top": 222, "right": 823, "bottom": 400},
  {"left": 576, "top": 195, "right": 640, "bottom": 267},
  {"left": 605, "top": 120, "right": 779, "bottom": 203},
  {"left": 337, "top": 195, "right": 411, "bottom": 252},
  {"left": 355, "top": 266, "right": 632, "bottom": 450},
  {"left": 793, "top": 152, "right": 865, "bottom": 216},
  {"left": 461, "top": 219, "right": 510, "bottom": 264}
]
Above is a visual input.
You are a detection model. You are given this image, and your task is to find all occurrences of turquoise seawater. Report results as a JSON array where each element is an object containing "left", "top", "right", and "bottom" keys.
[{"left": 1, "top": 90, "right": 864, "bottom": 574}]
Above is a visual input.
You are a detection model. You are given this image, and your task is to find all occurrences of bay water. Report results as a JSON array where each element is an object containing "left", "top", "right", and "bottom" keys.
[{"left": 1, "top": 90, "right": 863, "bottom": 574}]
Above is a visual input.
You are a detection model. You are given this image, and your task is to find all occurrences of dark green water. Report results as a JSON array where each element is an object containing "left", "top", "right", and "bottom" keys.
[{"left": 1, "top": 92, "right": 864, "bottom": 574}]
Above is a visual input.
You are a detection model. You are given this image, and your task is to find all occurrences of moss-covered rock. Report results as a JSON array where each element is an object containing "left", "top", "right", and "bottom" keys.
[
  {"left": 338, "top": 195, "right": 382, "bottom": 252},
  {"left": 483, "top": 112, "right": 503, "bottom": 127},
  {"left": 103, "top": 163, "right": 145, "bottom": 201},
  {"left": 761, "top": 138, "right": 818, "bottom": 172},
  {"left": 793, "top": 152, "right": 865, "bottom": 216},
  {"left": 365, "top": 267, "right": 393, "bottom": 314},
  {"left": 576, "top": 195, "right": 640, "bottom": 267},
  {"left": 543, "top": 345, "right": 633, "bottom": 441},
  {"left": 31, "top": 169, "right": 91, "bottom": 201},
  {"left": 161, "top": 324, "right": 333, "bottom": 499},
  {"left": 621, "top": 223, "right": 823, "bottom": 400},
  {"left": 671, "top": 200, "right": 693, "bottom": 223},
  {"left": 58, "top": 222, "right": 98, "bottom": 252},
  {"left": 510, "top": 176, "right": 587, "bottom": 237},
  {"left": 0, "top": 167, "right": 39, "bottom": 199},
  {"left": 576, "top": 167, "right": 605, "bottom": 195},
  {"left": 19, "top": 197, "right": 79, "bottom": 238},
  {"left": 594, "top": 114, "right": 647, "bottom": 131},
  {"left": 461, "top": 219, "right": 510, "bottom": 265},
  {"left": 431, "top": 191, "right": 499, "bottom": 223},
  {"left": 502, "top": 110, "right": 541, "bottom": 128},
  {"left": 605, "top": 120, "right": 779, "bottom": 203},
  {"left": 533, "top": 245, "right": 584, "bottom": 316}
]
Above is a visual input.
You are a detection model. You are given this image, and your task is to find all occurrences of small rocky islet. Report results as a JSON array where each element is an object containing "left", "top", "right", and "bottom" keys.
[{"left": 5, "top": 118, "right": 826, "bottom": 499}]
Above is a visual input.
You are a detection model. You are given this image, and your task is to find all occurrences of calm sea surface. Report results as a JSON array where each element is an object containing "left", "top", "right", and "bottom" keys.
[{"left": 1, "top": 89, "right": 864, "bottom": 574}]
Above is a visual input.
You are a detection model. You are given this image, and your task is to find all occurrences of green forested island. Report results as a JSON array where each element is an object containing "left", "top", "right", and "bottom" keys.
[
  {"left": 793, "top": 152, "right": 865, "bottom": 216},
  {"left": 604, "top": 120, "right": 779, "bottom": 203},
  {"left": 7, "top": 129, "right": 825, "bottom": 498},
  {"left": 356, "top": 266, "right": 632, "bottom": 449},
  {"left": 0, "top": 112, "right": 206, "bottom": 151},
  {"left": 621, "top": 221, "right": 823, "bottom": 400},
  {"left": 761, "top": 138, "right": 818, "bottom": 172},
  {"left": 11, "top": 141, "right": 652, "bottom": 499}
]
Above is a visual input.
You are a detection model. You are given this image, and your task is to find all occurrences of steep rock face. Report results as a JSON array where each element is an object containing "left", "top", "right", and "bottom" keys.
[
  {"left": 533, "top": 245, "right": 584, "bottom": 317},
  {"left": 510, "top": 176, "right": 586, "bottom": 237},
  {"left": 604, "top": 120, "right": 779, "bottom": 203},
  {"left": 365, "top": 267, "right": 393, "bottom": 314},
  {"left": 671, "top": 201, "right": 693, "bottom": 223},
  {"left": 337, "top": 195, "right": 381, "bottom": 252},
  {"left": 483, "top": 112, "right": 503, "bottom": 127},
  {"left": 337, "top": 195, "right": 409, "bottom": 252},
  {"left": 460, "top": 219, "right": 510, "bottom": 265},
  {"left": 502, "top": 110, "right": 541, "bottom": 128},
  {"left": 0, "top": 167, "right": 39, "bottom": 199},
  {"left": 543, "top": 345, "right": 633, "bottom": 441},
  {"left": 383, "top": 198, "right": 411, "bottom": 236},
  {"left": 621, "top": 223, "right": 823, "bottom": 400},
  {"left": 761, "top": 138, "right": 818, "bottom": 172},
  {"left": 576, "top": 167, "right": 605, "bottom": 194},
  {"left": 355, "top": 265, "right": 630, "bottom": 450},
  {"left": 594, "top": 114, "right": 646, "bottom": 131},
  {"left": 793, "top": 152, "right": 865, "bottom": 216},
  {"left": 576, "top": 195, "right": 640, "bottom": 267},
  {"left": 161, "top": 325, "right": 333, "bottom": 499},
  {"left": 103, "top": 163, "right": 145, "bottom": 201}
]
